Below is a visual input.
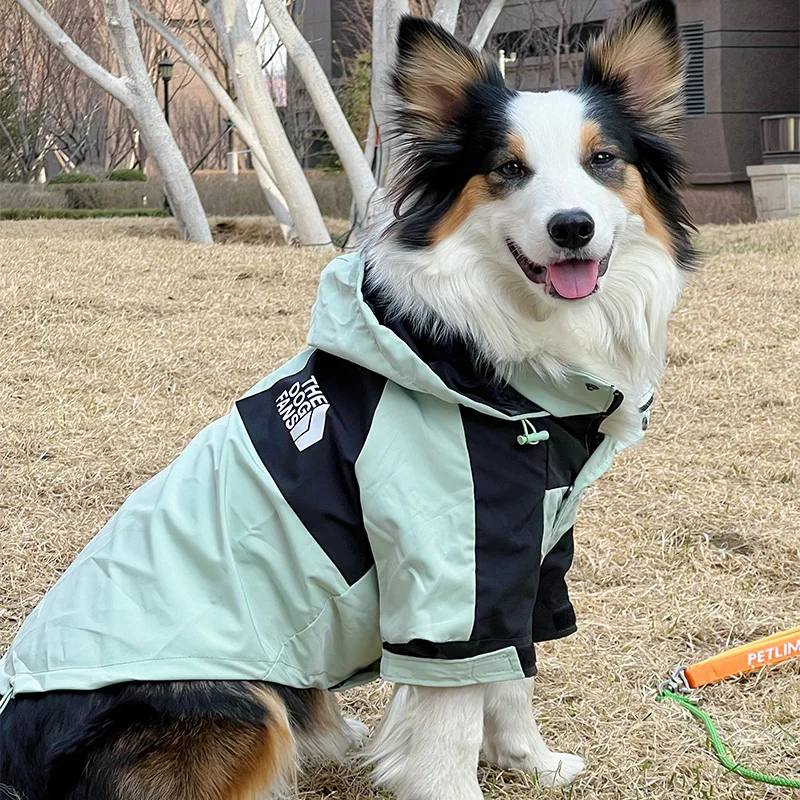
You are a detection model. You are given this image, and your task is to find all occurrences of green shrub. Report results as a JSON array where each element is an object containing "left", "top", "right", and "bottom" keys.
[
  {"left": 191, "top": 171, "right": 351, "bottom": 219},
  {"left": 48, "top": 173, "right": 97, "bottom": 185},
  {"left": 108, "top": 168, "right": 147, "bottom": 182},
  {"left": 53, "top": 182, "right": 154, "bottom": 210},
  {"left": 0, "top": 208, "right": 167, "bottom": 220},
  {"left": 0, "top": 183, "right": 67, "bottom": 209}
]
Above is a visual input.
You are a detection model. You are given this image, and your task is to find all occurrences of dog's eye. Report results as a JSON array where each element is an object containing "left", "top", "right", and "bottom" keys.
[
  {"left": 496, "top": 160, "right": 526, "bottom": 178},
  {"left": 591, "top": 152, "right": 617, "bottom": 167}
]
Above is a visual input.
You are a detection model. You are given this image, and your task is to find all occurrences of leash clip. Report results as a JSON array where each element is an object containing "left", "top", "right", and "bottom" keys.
[{"left": 658, "top": 665, "right": 692, "bottom": 697}]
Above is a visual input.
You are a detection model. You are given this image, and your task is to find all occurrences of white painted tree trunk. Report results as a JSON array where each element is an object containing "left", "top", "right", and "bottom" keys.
[
  {"left": 130, "top": 0, "right": 296, "bottom": 244},
  {"left": 102, "top": 0, "right": 213, "bottom": 243},
  {"left": 470, "top": 0, "right": 508, "bottom": 50},
  {"left": 433, "top": 0, "right": 461, "bottom": 33},
  {"left": 14, "top": 0, "right": 213, "bottom": 244},
  {"left": 369, "top": 0, "right": 407, "bottom": 187},
  {"left": 259, "top": 0, "right": 377, "bottom": 225},
  {"left": 221, "top": 0, "right": 333, "bottom": 250}
]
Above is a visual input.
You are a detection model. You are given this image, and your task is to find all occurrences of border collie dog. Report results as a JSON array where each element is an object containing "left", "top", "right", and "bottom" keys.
[{"left": 0, "top": 2, "right": 693, "bottom": 799}]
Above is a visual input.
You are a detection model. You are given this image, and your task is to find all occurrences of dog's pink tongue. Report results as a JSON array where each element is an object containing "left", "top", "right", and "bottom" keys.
[{"left": 547, "top": 259, "right": 600, "bottom": 299}]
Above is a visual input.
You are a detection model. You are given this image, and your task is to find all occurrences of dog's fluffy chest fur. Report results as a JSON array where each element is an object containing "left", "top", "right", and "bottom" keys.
[{"left": 367, "top": 214, "right": 683, "bottom": 444}]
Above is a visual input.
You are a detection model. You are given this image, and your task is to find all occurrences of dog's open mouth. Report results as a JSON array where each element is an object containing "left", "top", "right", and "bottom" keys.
[{"left": 507, "top": 240, "right": 611, "bottom": 300}]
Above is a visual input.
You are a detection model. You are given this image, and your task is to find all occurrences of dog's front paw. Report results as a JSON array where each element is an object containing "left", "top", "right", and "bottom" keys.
[
  {"left": 483, "top": 741, "right": 586, "bottom": 787},
  {"left": 393, "top": 780, "right": 484, "bottom": 800},
  {"left": 530, "top": 751, "right": 586, "bottom": 788},
  {"left": 343, "top": 717, "right": 370, "bottom": 750}
]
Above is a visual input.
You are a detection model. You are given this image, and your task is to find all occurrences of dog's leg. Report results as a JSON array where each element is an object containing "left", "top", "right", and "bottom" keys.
[
  {"left": 278, "top": 687, "right": 368, "bottom": 763},
  {"left": 365, "top": 684, "right": 485, "bottom": 800},
  {"left": 482, "top": 678, "right": 585, "bottom": 787}
]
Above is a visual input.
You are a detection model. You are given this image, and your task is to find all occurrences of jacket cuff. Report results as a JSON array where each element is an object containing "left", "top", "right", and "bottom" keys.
[{"left": 380, "top": 645, "right": 528, "bottom": 687}]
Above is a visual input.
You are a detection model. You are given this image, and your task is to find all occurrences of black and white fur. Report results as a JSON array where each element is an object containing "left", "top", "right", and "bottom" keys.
[
  {"left": 365, "top": 4, "right": 692, "bottom": 797},
  {"left": 0, "top": 2, "right": 693, "bottom": 799}
]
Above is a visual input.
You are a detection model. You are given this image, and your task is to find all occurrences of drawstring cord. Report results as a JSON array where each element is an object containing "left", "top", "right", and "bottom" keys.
[{"left": 517, "top": 419, "right": 550, "bottom": 446}]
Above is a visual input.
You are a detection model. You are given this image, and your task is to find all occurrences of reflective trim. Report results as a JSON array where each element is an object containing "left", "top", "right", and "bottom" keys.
[{"left": 0, "top": 688, "right": 12, "bottom": 717}]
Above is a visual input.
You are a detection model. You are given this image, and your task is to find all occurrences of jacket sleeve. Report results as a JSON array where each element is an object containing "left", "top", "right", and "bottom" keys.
[
  {"left": 355, "top": 385, "right": 543, "bottom": 687},
  {"left": 533, "top": 527, "right": 577, "bottom": 642}
]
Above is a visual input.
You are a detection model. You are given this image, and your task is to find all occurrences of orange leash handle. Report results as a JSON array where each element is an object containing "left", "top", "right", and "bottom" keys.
[{"left": 684, "top": 626, "right": 800, "bottom": 689}]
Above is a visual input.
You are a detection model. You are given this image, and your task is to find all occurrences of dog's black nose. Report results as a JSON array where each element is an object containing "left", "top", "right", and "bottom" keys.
[{"left": 547, "top": 210, "right": 595, "bottom": 249}]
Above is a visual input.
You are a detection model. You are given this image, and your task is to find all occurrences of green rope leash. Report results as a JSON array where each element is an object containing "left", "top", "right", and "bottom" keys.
[{"left": 658, "top": 688, "right": 800, "bottom": 790}]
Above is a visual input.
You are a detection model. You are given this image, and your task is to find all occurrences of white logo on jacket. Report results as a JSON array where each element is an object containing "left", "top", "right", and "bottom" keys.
[{"left": 275, "top": 375, "right": 330, "bottom": 451}]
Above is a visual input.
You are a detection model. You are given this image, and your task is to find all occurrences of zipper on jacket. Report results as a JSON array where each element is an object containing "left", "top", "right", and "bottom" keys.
[{"left": 587, "top": 388, "right": 624, "bottom": 450}]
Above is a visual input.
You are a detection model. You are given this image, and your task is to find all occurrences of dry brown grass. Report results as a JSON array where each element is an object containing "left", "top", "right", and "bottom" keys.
[{"left": 1, "top": 216, "right": 799, "bottom": 799}]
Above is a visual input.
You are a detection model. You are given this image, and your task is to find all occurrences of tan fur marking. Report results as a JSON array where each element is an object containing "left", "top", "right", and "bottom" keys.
[
  {"left": 231, "top": 687, "right": 295, "bottom": 799},
  {"left": 507, "top": 131, "right": 528, "bottom": 165},
  {"left": 588, "top": 14, "right": 685, "bottom": 141},
  {"left": 108, "top": 688, "right": 294, "bottom": 800},
  {"left": 580, "top": 120, "right": 604, "bottom": 163},
  {"left": 399, "top": 34, "right": 492, "bottom": 129},
  {"left": 615, "top": 163, "right": 673, "bottom": 252},
  {"left": 430, "top": 174, "right": 493, "bottom": 244},
  {"left": 305, "top": 687, "right": 344, "bottom": 736}
]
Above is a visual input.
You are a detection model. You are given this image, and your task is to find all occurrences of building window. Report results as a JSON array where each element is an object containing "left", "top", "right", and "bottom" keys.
[
  {"left": 493, "top": 21, "right": 605, "bottom": 60},
  {"left": 681, "top": 22, "right": 705, "bottom": 118}
]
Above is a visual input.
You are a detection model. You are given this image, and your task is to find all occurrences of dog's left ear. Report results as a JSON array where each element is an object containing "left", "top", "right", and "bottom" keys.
[
  {"left": 582, "top": 0, "right": 685, "bottom": 142},
  {"left": 391, "top": 15, "right": 505, "bottom": 137}
]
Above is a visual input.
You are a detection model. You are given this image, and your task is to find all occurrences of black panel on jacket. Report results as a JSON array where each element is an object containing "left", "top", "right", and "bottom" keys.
[
  {"left": 383, "top": 408, "right": 548, "bottom": 677},
  {"left": 237, "top": 351, "right": 387, "bottom": 585},
  {"left": 461, "top": 407, "right": 548, "bottom": 675},
  {"left": 533, "top": 528, "right": 577, "bottom": 642}
]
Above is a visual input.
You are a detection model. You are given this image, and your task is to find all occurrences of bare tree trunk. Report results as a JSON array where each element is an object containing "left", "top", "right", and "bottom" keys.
[
  {"left": 259, "top": 0, "right": 377, "bottom": 224},
  {"left": 220, "top": 0, "right": 333, "bottom": 250},
  {"left": 369, "top": 0, "right": 406, "bottom": 187},
  {"left": 469, "top": 0, "right": 508, "bottom": 50},
  {"left": 432, "top": 0, "right": 461, "bottom": 33},
  {"left": 554, "top": 20, "right": 564, "bottom": 89},
  {"left": 15, "top": 0, "right": 212, "bottom": 243},
  {"left": 130, "top": 0, "right": 296, "bottom": 243},
  {"left": 103, "top": 0, "right": 213, "bottom": 241}
]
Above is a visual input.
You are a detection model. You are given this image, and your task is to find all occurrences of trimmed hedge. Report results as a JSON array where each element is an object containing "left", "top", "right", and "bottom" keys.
[
  {"left": 108, "top": 169, "right": 147, "bottom": 182},
  {"left": 0, "top": 208, "right": 168, "bottom": 220},
  {"left": 48, "top": 173, "right": 97, "bottom": 185}
]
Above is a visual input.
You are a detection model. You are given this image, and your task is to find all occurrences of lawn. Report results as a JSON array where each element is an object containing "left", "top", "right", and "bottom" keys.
[{"left": 1, "top": 216, "right": 799, "bottom": 799}]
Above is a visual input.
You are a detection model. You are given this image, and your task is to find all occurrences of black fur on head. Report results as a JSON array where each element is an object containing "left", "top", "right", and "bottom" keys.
[
  {"left": 386, "top": 16, "right": 514, "bottom": 248},
  {"left": 580, "top": 0, "right": 697, "bottom": 270}
]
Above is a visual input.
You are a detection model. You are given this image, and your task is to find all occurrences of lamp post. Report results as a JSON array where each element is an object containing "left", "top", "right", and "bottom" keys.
[
  {"left": 158, "top": 55, "right": 174, "bottom": 215},
  {"left": 498, "top": 49, "right": 517, "bottom": 80}
]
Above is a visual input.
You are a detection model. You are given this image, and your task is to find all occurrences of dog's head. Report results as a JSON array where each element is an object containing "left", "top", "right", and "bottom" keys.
[{"left": 381, "top": 0, "right": 695, "bottom": 308}]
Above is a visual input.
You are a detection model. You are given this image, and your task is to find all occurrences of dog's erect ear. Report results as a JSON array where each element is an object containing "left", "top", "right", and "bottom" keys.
[
  {"left": 582, "top": 0, "right": 685, "bottom": 142},
  {"left": 391, "top": 15, "right": 504, "bottom": 135}
]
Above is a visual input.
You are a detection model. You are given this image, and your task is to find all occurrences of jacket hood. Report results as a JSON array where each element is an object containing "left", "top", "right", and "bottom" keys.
[{"left": 307, "top": 253, "right": 622, "bottom": 420}]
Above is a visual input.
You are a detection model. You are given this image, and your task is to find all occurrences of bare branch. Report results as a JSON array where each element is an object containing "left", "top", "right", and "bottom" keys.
[
  {"left": 131, "top": 0, "right": 295, "bottom": 237},
  {"left": 14, "top": 0, "right": 130, "bottom": 105},
  {"left": 469, "top": 0, "right": 508, "bottom": 50},
  {"left": 260, "top": 0, "right": 377, "bottom": 221},
  {"left": 220, "top": 0, "right": 332, "bottom": 248},
  {"left": 432, "top": 0, "right": 460, "bottom": 33},
  {"left": 130, "top": 0, "right": 272, "bottom": 179}
]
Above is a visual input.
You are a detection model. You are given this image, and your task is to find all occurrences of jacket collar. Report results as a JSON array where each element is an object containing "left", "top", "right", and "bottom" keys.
[{"left": 307, "top": 253, "right": 622, "bottom": 420}]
